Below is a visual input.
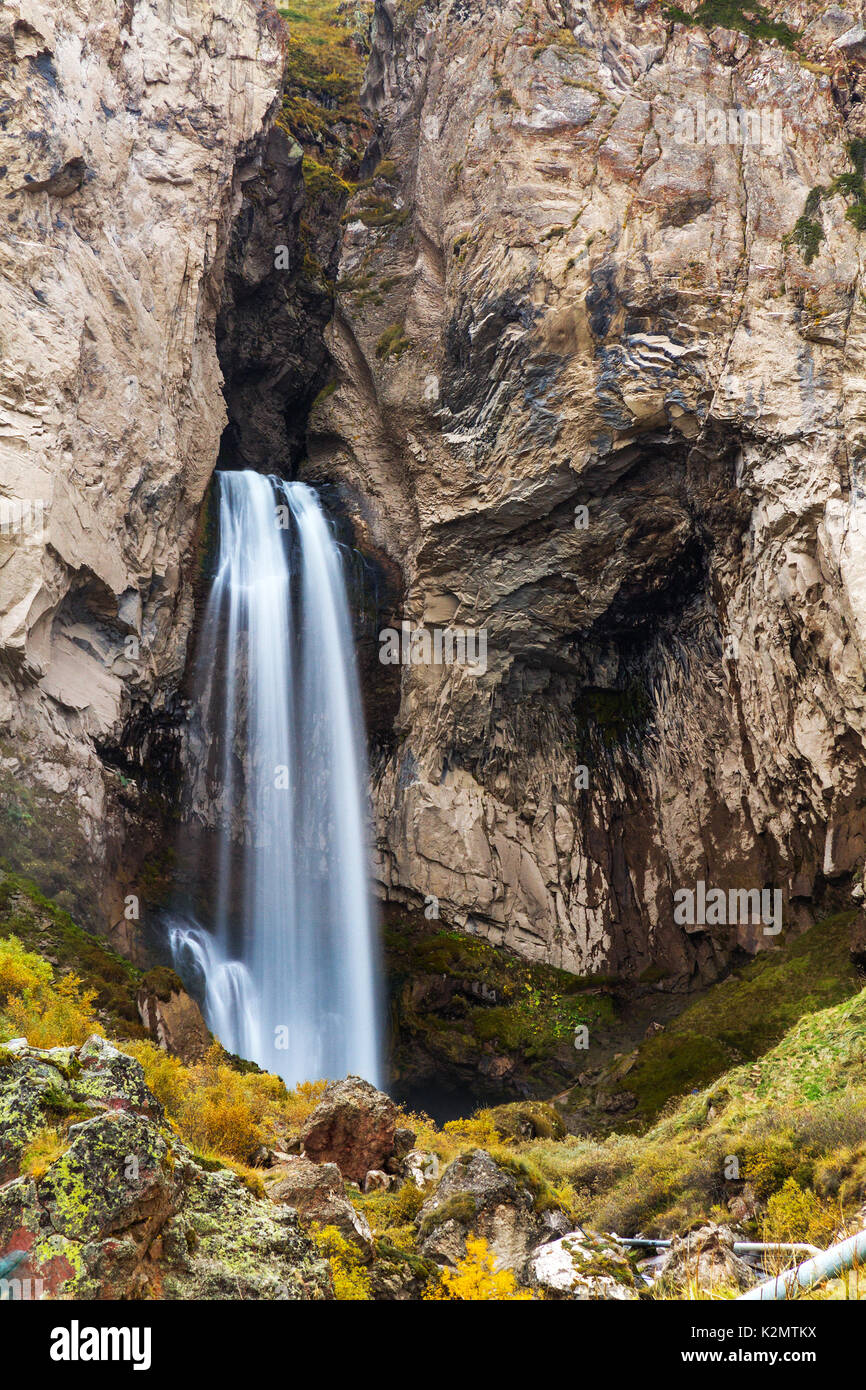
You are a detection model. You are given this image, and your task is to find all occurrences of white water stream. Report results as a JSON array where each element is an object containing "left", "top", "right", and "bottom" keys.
[{"left": 169, "top": 470, "right": 381, "bottom": 1087}]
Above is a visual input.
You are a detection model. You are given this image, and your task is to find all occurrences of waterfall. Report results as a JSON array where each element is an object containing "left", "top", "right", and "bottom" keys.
[{"left": 170, "top": 470, "right": 382, "bottom": 1088}]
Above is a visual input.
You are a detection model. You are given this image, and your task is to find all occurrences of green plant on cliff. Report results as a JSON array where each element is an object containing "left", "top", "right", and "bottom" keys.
[
  {"left": 375, "top": 323, "right": 412, "bottom": 359},
  {"left": 0, "top": 871, "right": 145, "bottom": 1034},
  {"left": 0, "top": 763, "right": 103, "bottom": 933},
  {"left": 784, "top": 187, "right": 827, "bottom": 266},
  {"left": 277, "top": 1, "right": 374, "bottom": 177},
  {"left": 785, "top": 143, "right": 866, "bottom": 266},
  {"left": 663, "top": 0, "right": 797, "bottom": 48}
]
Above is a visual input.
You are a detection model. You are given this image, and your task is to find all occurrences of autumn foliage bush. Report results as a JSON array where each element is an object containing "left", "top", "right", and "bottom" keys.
[
  {"left": 424, "top": 1235, "right": 537, "bottom": 1300},
  {"left": 0, "top": 935, "right": 102, "bottom": 1047}
]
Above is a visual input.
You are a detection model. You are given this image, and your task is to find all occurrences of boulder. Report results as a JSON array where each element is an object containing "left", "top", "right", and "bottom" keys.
[
  {"left": 416, "top": 1148, "right": 567, "bottom": 1277},
  {"left": 403, "top": 1149, "right": 440, "bottom": 1188},
  {"left": 657, "top": 1224, "right": 756, "bottom": 1293},
  {"left": 364, "top": 1170, "right": 393, "bottom": 1194},
  {"left": 299, "top": 1075, "right": 398, "bottom": 1185},
  {"left": 263, "top": 1155, "right": 373, "bottom": 1256},
  {"left": 0, "top": 1037, "right": 333, "bottom": 1300},
  {"left": 136, "top": 970, "right": 210, "bottom": 1064},
  {"left": 529, "top": 1233, "right": 640, "bottom": 1301}
]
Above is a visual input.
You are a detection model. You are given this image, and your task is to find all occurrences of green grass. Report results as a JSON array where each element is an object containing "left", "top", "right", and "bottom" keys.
[
  {"left": 568, "top": 910, "right": 861, "bottom": 1125},
  {"left": 276, "top": 1, "right": 374, "bottom": 178},
  {"left": 519, "top": 984, "right": 866, "bottom": 1239}
]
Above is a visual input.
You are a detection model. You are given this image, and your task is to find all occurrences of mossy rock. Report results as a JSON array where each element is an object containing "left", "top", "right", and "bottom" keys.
[
  {"left": 139, "top": 967, "right": 185, "bottom": 1003},
  {"left": 486, "top": 1100, "right": 565, "bottom": 1141}
]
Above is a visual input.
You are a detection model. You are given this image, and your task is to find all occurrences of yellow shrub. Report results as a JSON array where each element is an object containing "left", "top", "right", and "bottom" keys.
[
  {"left": 125, "top": 1040, "right": 189, "bottom": 1115},
  {"left": 0, "top": 935, "right": 51, "bottom": 1002},
  {"left": 424, "top": 1235, "right": 537, "bottom": 1301},
  {"left": 442, "top": 1111, "right": 500, "bottom": 1150},
  {"left": 764, "top": 1179, "right": 838, "bottom": 1246},
  {"left": 282, "top": 1079, "right": 328, "bottom": 1127},
  {"left": 0, "top": 937, "right": 102, "bottom": 1048},
  {"left": 311, "top": 1224, "right": 372, "bottom": 1301},
  {"left": 126, "top": 1041, "right": 282, "bottom": 1164}
]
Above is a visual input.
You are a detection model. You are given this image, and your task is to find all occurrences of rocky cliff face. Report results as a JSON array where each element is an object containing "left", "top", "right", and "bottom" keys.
[
  {"left": 3, "top": 0, "right": 866, "bottom": 1002},
  {"left": 0, "top": 0, "right": 283, "bottom": 937},
  {"left": 306, "top": 0, "right": 866, "bottom": 985}
]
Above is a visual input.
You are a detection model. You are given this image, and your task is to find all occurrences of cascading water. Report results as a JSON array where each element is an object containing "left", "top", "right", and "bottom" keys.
[{"left": 170, "top": 470, "right": 382, "bottom": 1088}]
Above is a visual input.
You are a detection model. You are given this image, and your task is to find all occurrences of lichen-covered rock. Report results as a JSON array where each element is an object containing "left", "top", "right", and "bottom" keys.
[
  {"left": 0, "top": 1035, "right": 333, "bottom": 1300},
  {"left": 416, "top": 1148, "right": 569, "bottom": 1275},
  {"left": 300, "top": 1075, "right": 398, "bottom": 1185},
  {"left": 656, "top": 1223, "right": 757, "bottom": 1293},
  {"left": 528, "top": 1232, "right": 640, "bottom": 1301}
]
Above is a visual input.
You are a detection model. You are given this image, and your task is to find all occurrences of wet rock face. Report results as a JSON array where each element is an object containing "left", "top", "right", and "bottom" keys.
[
  {"left": 311, "top": 0, "right": 866, "bottom": 983},
  {"left": 0, "top": 1036, "right": 333, "bottom": 1300},
  {"left": 216, "top": 126, "right": 340, "bottom": 475},
  {"left": 0, "top": 0, "right": 283, "bottom": 928}
]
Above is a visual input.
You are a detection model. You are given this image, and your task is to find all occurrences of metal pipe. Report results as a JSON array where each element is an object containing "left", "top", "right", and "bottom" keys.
[
  {"left": 738, "top": 1229, "right": 866, "bottom": 1300},
  {"left": 611, "top": 1236, "right": 671, "bottom": 1249},
  {"left": 734, "top": 1242, "right": 821, "bottom": 1258},
  {"left": 611, "top": 1236, "right": 820, "bottom": 1257}
]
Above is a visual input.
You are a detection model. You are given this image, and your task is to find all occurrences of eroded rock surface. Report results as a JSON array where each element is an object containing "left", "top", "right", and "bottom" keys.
[
  {"left": 0, "top": 0, "right": 284, "bottom": 935},
  {"left": 308, "top": 0, "right": 866, "bottom": 985},
  {"left": 4, "top": 0, "right": 866, "bottom": 1002}
]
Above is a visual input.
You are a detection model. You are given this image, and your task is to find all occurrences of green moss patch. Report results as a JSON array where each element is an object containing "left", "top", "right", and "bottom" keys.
[
  {"left": 664, "top": 0, "right": 797, "bottom": 48},
  {"left": 386, "top": 907, "right": 617, "bottom": 1096}
]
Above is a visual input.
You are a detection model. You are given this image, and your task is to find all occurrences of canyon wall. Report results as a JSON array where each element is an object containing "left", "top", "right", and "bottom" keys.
[
  {"left": 306, "top": 0, "right": 866, "bottom": 984},
  {"left": 3, "top": 0, "right": 866, "bottom": 994},
  {"left": 0, "top": 0, "right": 283, "bottom": 935}
]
